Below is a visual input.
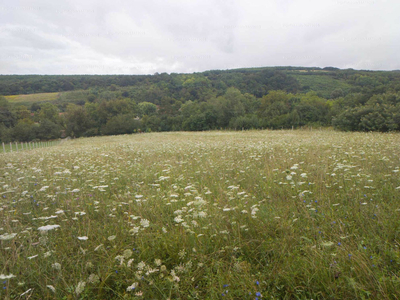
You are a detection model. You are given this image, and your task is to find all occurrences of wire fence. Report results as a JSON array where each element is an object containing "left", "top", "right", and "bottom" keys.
[{"left": 1, "top": 140, "right": 61, "bottom": 154}]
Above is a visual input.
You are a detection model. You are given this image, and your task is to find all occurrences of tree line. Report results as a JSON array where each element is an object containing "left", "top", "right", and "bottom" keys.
[{"left": 1, "top": 67, "right": 400, "bottom": 142}]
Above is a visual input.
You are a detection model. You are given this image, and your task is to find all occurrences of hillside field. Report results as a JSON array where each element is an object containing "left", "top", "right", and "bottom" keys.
[
  {"left": 4, "top": 92, "right": 60, "bottom": 105},
  {"left": 1, "top": 130, "right": 400, "bottom": 299}
]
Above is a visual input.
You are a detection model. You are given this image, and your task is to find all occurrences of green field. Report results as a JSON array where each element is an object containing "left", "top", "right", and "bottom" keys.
[
  {"left": 4, "top": 92, "right": 60, "bottom": 104},
  {"left": 1, "top": 131, "right": 400, "bottom": 299}
]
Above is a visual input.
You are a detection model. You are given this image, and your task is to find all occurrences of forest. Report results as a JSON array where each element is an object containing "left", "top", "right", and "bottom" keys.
[{"left": 1, "top": 66, "right": 400, "bottom": 142}]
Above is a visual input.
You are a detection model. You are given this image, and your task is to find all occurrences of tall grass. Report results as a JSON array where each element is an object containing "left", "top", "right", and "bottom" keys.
[{"left": 0, "top": 130, "right": 399, "bottom": 299}]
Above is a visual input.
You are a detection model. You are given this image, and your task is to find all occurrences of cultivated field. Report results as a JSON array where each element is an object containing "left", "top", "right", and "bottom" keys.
[
  {"left": 1, "top": 130, "right": 400, "bottom": 299},
  {"left": 4, "top": 92, "right": 60, "bottom": 104}
]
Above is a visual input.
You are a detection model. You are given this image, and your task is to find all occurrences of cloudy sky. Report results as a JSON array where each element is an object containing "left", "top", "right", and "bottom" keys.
[{"left": 0, "top": 0, "right": 399, "bottom": 75}]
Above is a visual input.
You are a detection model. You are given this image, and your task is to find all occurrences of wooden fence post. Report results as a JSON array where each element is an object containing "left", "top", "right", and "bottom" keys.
[{"left": 2, "top": 142, "right": 5, "bottom": 154}]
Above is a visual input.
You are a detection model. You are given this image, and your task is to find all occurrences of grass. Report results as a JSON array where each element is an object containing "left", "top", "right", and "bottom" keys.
[
  {"left": 4, "top": 92, "right": 60, "bottom": 104},
  {"left": 0, "top": 130, "right": 400, "bottom": 299}
]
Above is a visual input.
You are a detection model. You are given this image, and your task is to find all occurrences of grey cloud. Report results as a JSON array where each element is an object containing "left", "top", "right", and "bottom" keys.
[{"left": 0, "top": 0, "right": 399, "bottom": 74}]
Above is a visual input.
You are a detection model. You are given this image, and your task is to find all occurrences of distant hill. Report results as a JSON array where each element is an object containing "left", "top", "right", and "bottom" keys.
[{"left": 1, "top": 67, "right": 400, "bottom": 101}]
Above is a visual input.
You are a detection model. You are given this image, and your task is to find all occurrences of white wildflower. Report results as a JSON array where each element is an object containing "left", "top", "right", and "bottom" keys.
[
  {"left": 0, "top": 274, "right": 16, "bottom": 279},
  {"left": 155, "top": 259, "right": 162, "bottom": 266},
  {"left": 126, "top": 282, "right": 138, "bottom": 291},
  {"left": 174, "top": 216, "right": 184, "bottom": 223},
  {"left": 140, "top": 219, "right": 150, "bottom": 228},
  {"left": 38, "top": 225, "right": 60, "bottom": 231},
  {"left": 198, "top": 211, "right": 207, "bottom": 218},
  {"left": 0, "top": 233, "right": 17, "bottom": 240},
  {"left": 137, "top": 261, "right": 146, "bottom": 270},
  {"left": 75, "top": 281, "right": 86, "bottom": 295},
  {"left": 127, "top": 259, "right": 135, "bottom": 267},
  {"left": 129, "top": 227, "right": 140, "bottom": 235},
  {"left": 88, "top": 274, "right": 100, "bottom": 284},
  {"left": 123, "top": 249, "right": 133, "bottom": 259}
]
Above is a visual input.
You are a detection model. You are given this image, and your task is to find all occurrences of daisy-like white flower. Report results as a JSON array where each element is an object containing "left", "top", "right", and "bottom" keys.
[{"left": 107, "top": 235, "right": 116, "bottom": 241}]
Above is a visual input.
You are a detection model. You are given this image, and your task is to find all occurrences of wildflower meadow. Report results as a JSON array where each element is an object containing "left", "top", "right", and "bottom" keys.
[{"left": 1, "top": 130, "right": 400, "bottom": 299}]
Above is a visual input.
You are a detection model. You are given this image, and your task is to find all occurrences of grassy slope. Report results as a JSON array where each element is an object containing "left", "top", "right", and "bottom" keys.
[
  {"left": 4, "top": 92, "right": 60, "bottom": 104},
  {"left": 1, "top": 130, "right": 400, "bottom": 299}
]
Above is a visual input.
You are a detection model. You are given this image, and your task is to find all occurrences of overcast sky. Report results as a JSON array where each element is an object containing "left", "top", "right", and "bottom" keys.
[{"left": 0, "top": 0, "right": 399, "bottom": 75}]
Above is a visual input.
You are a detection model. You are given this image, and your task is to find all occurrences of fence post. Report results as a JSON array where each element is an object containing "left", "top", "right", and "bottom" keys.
[
  {"left": 16, "top": 142, "right": 18, "bottom": 152},
  {"left": 10, "top": 142, "right": 12, "bottom": 153},
  {"left": 2, "top": 142, "right": 5, "bottom": 154}
]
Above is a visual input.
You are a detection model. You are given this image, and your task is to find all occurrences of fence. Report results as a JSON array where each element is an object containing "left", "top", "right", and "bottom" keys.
[{"left": 1, "top": 140, "right": 61, "bottom": 154}]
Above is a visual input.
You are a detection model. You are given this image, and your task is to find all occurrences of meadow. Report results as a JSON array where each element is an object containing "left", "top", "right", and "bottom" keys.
[
  {"left": 4, "top": 92, "right": 60, "bottom": 104},
  {"left": 0, "top": 130, "right": 400, "bottom": 299}
]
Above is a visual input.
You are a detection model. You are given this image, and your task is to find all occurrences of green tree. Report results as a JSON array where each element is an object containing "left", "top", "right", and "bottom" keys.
[
  {"left": 13, "top": 105, "right": 31, "bottom": 120},
  {"left": 36, "top": 119, "right": 61, "bottom": 140},
  {"left": 0, "top": 96, "right": 15, "bottom": 128},
  {"left": 12, "top": 121, "right": 37, "bottom": 142},
  {"left": 37, "top": 103, "right": 61, "bottom": 124},
  {"left": 65, "top": 104, "right": 93, "bottom": 138},
  {"left": 102, "top": 114, "right": 140, "bottom": 135},
  {"left": 138, "top": 102, "right": 157, "bottom": 117}
]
